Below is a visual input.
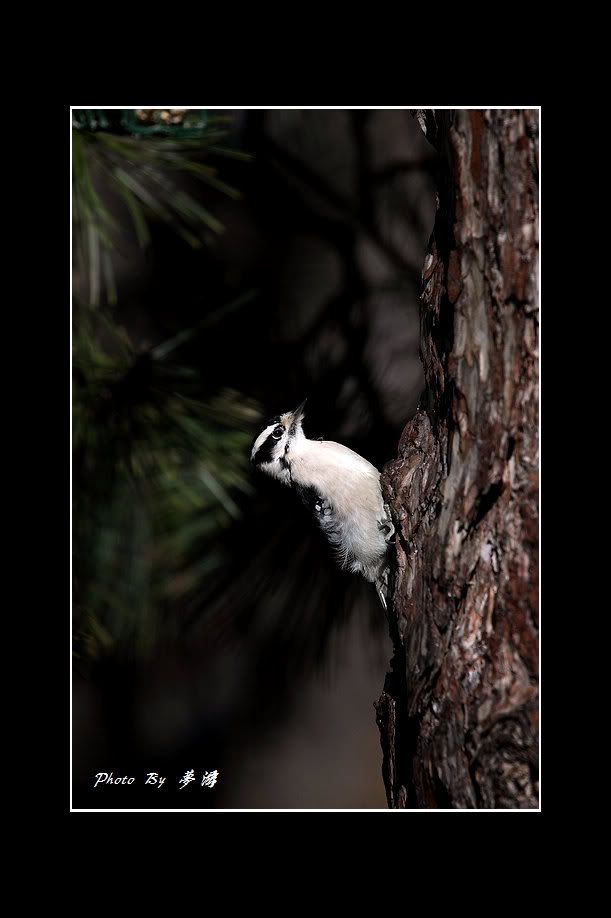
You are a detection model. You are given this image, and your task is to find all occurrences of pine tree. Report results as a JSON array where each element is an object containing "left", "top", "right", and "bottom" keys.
[
  {"left": 72, "top": 109, "right": 260, "bottom": 662},
  {"left": 376, "top": 110, "right": 539, "bottom": 808}
]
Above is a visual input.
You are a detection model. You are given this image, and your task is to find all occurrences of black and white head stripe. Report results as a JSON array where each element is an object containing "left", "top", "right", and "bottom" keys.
[{"left": 250, "top": 417, "right": 286, "bottom": 465}]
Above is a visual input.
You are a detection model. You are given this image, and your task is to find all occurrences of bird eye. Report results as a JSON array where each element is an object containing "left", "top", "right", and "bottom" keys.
[{"left": 272, "top": 427, "right": 284, "bottom": 440}]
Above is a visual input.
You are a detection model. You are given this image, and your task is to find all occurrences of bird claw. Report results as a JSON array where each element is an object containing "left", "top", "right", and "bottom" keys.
[
  {"left": 376, "top": 584, "right": 387, "bottom": 611},
  {"left": 381, "top": 503, "right": 395, "bottom": 543}
]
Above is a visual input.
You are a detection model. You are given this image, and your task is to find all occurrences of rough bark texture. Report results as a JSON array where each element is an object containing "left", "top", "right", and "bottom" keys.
[{"left": 375, "top": 110, "right": 539, "bottom": 809}]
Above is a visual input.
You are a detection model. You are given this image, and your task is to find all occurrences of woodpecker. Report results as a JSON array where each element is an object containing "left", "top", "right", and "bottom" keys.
[{"left": 250, "top": 401, "right": 394, "bottom": 609}]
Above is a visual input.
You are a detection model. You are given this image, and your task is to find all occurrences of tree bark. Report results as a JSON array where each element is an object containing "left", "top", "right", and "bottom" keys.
[{"left": 375, "top": 110, "right": 539, "bottom": 809}]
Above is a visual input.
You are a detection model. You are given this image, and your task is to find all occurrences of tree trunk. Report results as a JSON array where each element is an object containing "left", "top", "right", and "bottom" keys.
[{"left": 375, "top": 109, "right": 539, "bottom": 809}]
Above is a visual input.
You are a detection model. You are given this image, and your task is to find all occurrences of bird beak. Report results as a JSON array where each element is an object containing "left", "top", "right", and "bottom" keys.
[{"left": 292, "top": 399, "right": 307, "bottom": 421}]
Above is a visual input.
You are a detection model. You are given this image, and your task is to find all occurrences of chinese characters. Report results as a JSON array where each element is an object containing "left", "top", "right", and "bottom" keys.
[
  {"left": 179, "top": 769, "right": 219, "bottom": 789},
  {"left": 93, "top": 769, "right": 220, "bottom": 790}
]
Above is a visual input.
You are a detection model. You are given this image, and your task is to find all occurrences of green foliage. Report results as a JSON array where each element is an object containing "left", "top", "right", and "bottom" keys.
[
  {"left": 72, "top": 114, "right": 252, "bottom": 306},
  {"left": 72, "top": 113, "right": 260, "bottom": 662},
  {"left": 73, "top": 303, "right": 260, "bottom": 660}
]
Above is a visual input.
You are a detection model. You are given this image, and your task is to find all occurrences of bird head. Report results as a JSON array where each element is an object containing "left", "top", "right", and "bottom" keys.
[{"left": 250, "top": 400, "right": 307, "bottom": 483}]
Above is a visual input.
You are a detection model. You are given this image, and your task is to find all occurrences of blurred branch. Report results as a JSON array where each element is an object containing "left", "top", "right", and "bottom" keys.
[
  {"left": 150, "top": 289, "right": 259, "bottom": 362},
  {"left": 263, "top": 136, "right": 422, "bottom": 287},
  {"left": 371, "top": 157, "right": 437, "bottom": 184}
]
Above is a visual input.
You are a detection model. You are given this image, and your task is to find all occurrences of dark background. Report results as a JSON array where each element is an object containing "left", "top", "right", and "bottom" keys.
[{"left": 72, "top": 109, "right": 436, "bottom": 808}]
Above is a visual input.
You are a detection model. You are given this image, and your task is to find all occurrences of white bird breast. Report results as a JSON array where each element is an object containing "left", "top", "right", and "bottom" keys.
[{"left": 288, "top": 438, "right": 388, "bottom": 579}]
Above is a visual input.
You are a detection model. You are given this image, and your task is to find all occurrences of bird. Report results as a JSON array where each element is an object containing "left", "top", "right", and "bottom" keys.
[{"left": 250, "top": 400, "right": 394, "bottom": 609}]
